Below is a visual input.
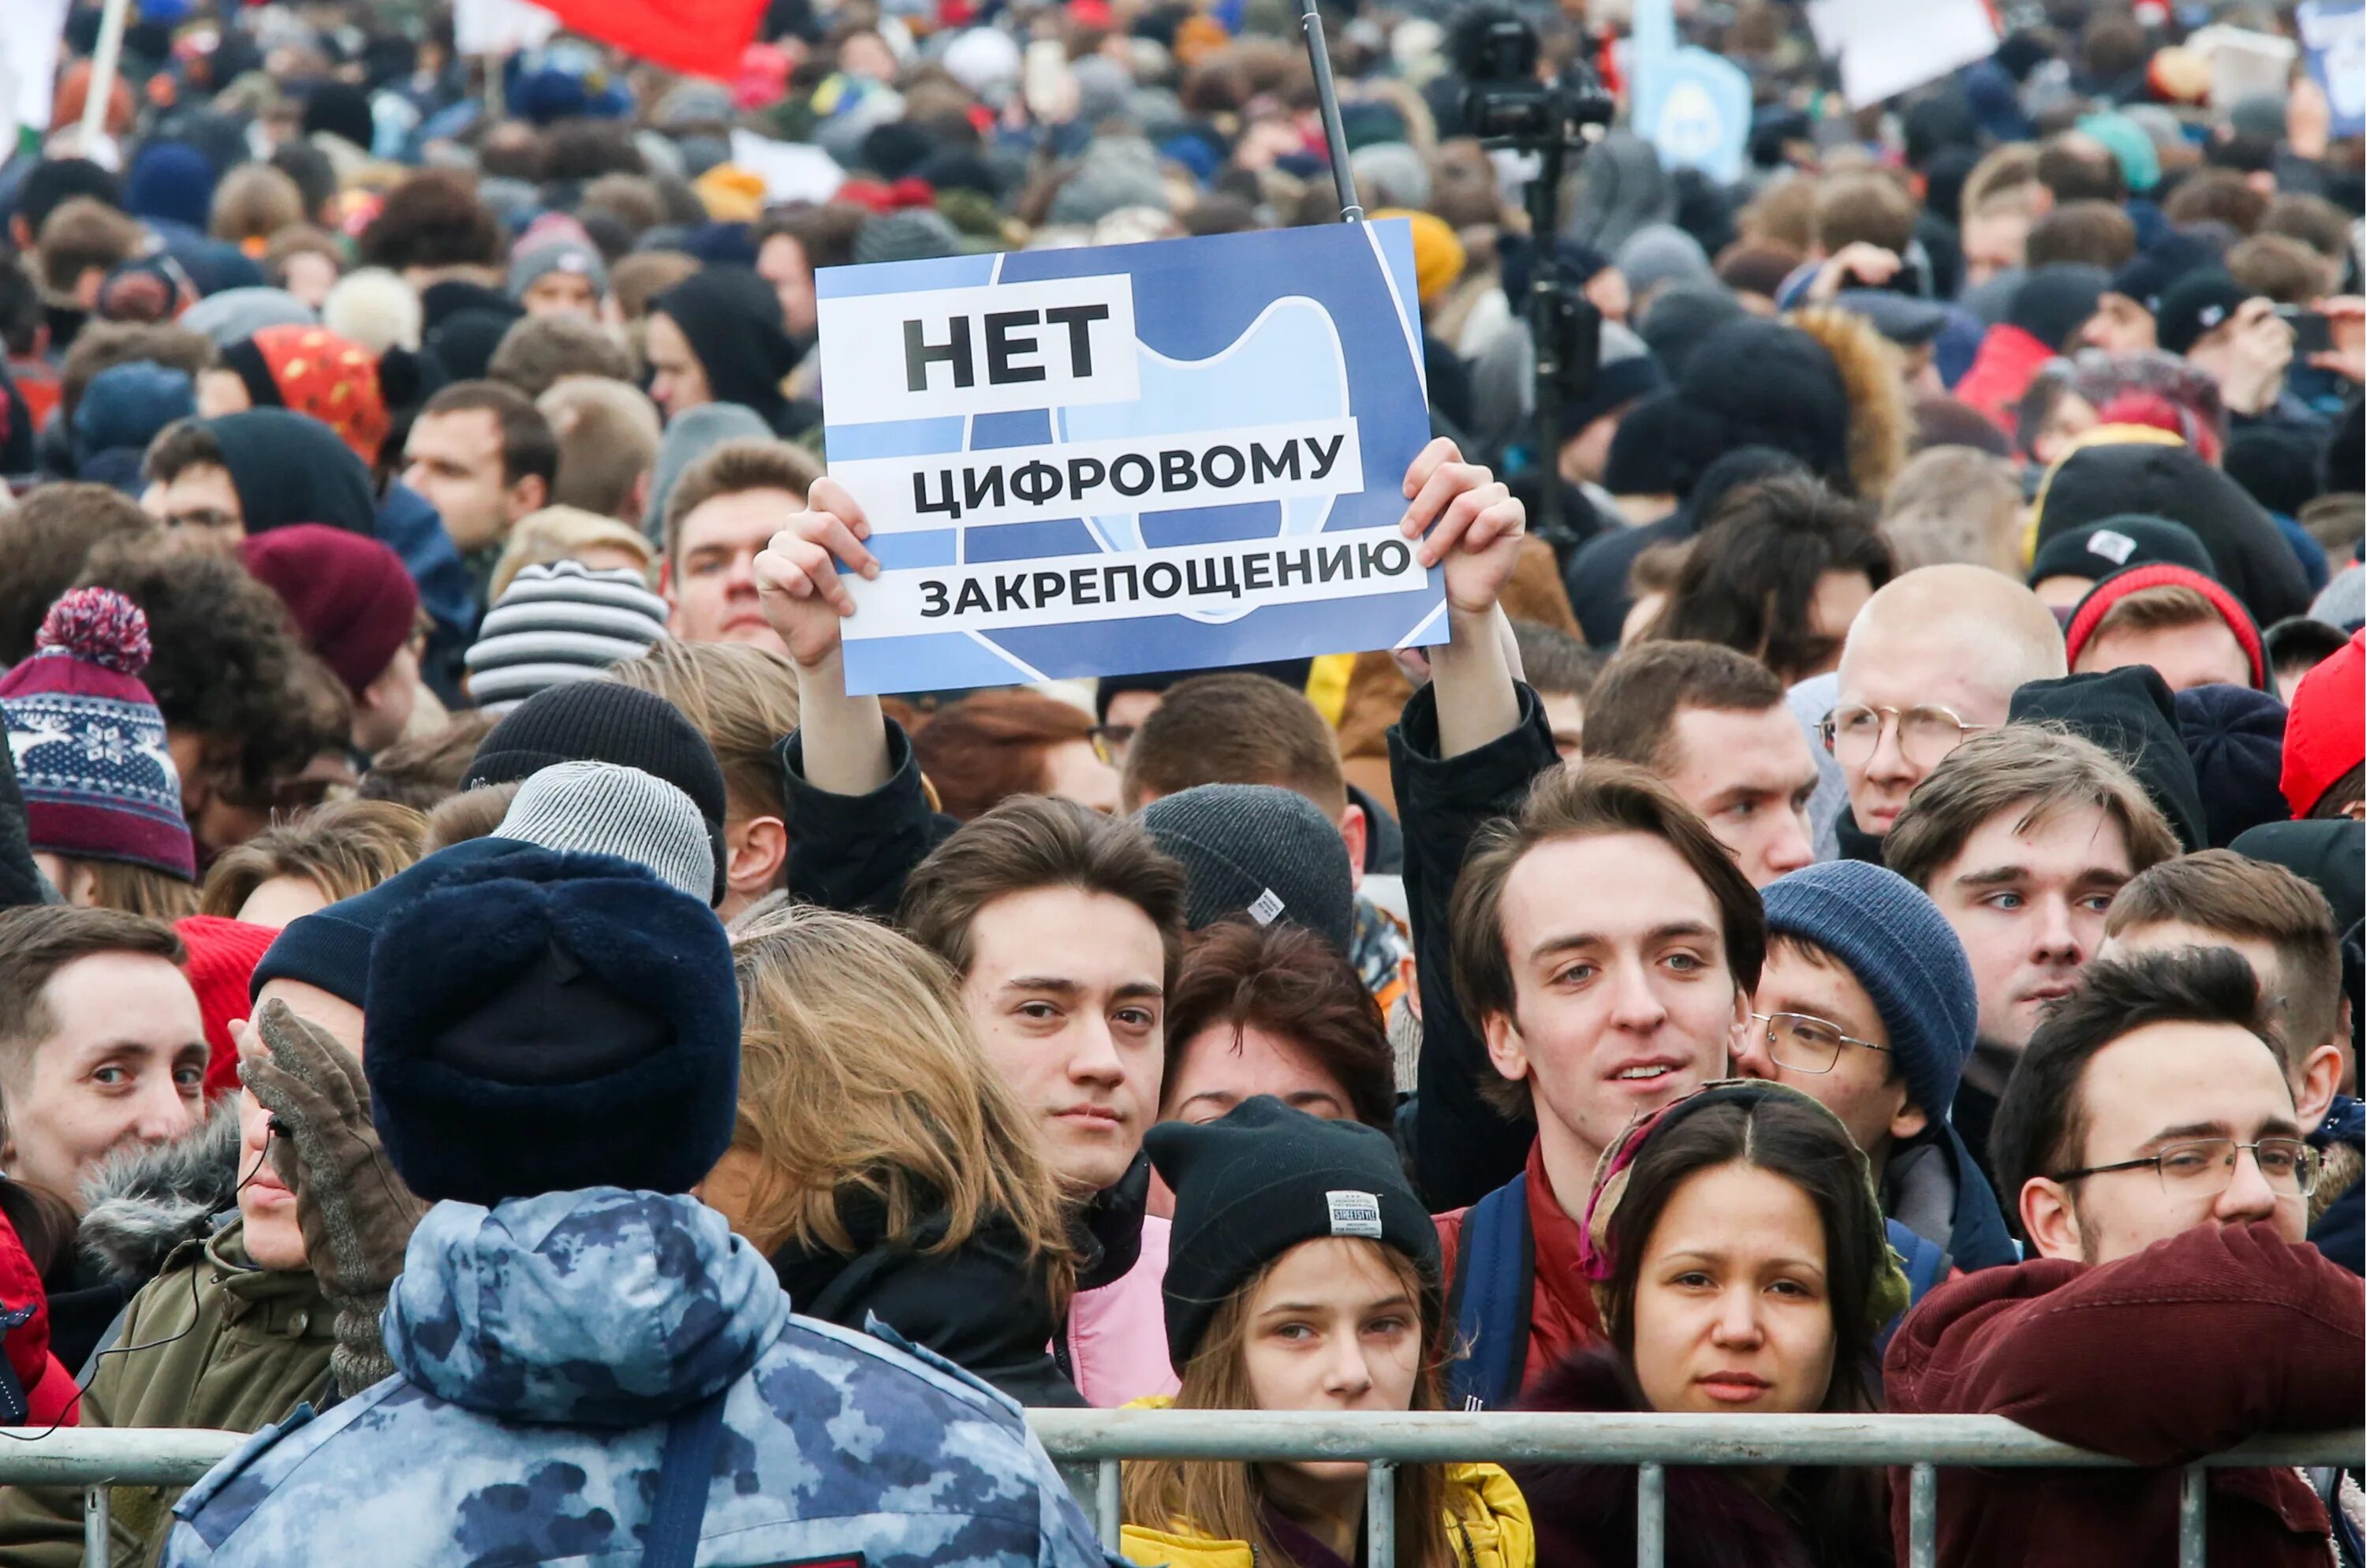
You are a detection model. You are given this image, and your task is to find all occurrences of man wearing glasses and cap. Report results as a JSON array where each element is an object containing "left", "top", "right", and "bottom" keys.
[
  {"left": 1887, "top": 946, "right": 2364, "bottom": 1568},
  {"left": 1823, "top": 564, "right": 2069, "bottom": 863}
]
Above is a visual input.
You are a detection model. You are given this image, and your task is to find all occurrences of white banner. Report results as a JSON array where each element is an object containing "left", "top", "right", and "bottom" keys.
[
  {"left": 817, "top": 272, "right": 1140, "bottom": 425},
  {"left": 1, "top": 0, "right": 71, "bottom": 134}
]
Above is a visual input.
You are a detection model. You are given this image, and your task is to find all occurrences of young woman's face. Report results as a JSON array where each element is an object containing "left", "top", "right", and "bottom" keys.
[
  {"left": 1241, "top": 1238, "right": 1424, "bottom": 1487},
  {"left": 1629, "top": 1160, "right": 1837, "bottom": 1417}
]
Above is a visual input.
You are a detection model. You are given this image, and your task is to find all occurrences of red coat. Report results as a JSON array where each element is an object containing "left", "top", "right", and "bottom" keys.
[
  {"left": 0, "top": 1211, "right": 76, "bottom": 1428},
  {"left": 1883, "top": 1221, "right": 2361, "bottom": 1568},
  {"left": 1435, "top": 1141, "right": 1606, "bottom": 1396},
  {"left": 1950, "top": 323, "right": 2054, "bottom": 433}
]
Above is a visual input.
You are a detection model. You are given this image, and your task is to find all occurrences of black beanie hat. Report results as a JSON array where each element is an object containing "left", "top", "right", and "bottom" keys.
[
  {"left": 1664, "top": 318, "right": 1851, "bottom": 498},
  {"left": 2027, "top": 513, "right": 2216, "bottom": 588},
  {"left": 1136, "top": 785, "right": 1355, "bottom": 958},
  {"left": 2007, "top": 264, "right": 2111, "bottom": 352},
  {"left": 465, "top": 681, "right": 730, "bottom": 903},
  {"left": 1148, "top": 1096, "right": 1438, "bottom": 1369},
  {"left": 2231, "top": 819, "right": 2366, "bottom": 935},
  {"left": 1602, "top": 390, "right": 1680, "bottom": 497},
  {"left": 364, "top": 848, "right": 738, "bottom": 1207},
  {"left": 2010, "top": 666, "right": 2208, "bottom": 852},
  {"left": 2155, "top": 269, "right": 2250, "bottom": 357},
  {"left": 2174, "top": 683, "right": 2289, "bottom": 850}
]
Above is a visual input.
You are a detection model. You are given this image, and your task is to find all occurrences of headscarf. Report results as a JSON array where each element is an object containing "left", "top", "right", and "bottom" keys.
[
  {"left": 220, "top": 325, "right": 391, "bottom": 465},
  {"left": 651, "top": 267, "right": 800, "bottom": 432},
  {"left": 202, "top": 409, "right": 379, "bottom": 536}
]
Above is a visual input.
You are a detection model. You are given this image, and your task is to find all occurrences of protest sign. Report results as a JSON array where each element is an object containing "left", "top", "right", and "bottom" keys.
[
  {"left": 1629, "top": 0, "right": 1752, "bottom": 182},
  {"left": 815, "top": 222, "right": 1439, "bottom": 697},
  {"left": 2299, "top": 0, "right": 2365, "bottom": 138},
  {"left": 1806, "top": 0, "right": 1998, "bottom": 107},
  {"left": 1, "top": 0, "right": 71, "bottom": 135}
]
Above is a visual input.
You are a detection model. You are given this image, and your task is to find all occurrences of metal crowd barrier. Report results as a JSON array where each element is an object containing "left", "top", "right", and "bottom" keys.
[{"left": 1, "top": 1413, "right": 2357, "bottom": 1568}]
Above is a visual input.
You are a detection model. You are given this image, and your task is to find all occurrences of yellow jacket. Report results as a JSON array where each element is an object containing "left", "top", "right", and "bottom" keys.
[{"left": 1115, "top": 1401, "right": 1534, "bottom": 1568}]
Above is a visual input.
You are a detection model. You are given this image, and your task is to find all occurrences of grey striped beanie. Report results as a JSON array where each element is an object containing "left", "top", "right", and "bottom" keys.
[
  {"left": 465, "top": 562, "right": 670, "bottom": 714},
  {"left": 493, "top": 761, "right": 716, "bottom": 902}
]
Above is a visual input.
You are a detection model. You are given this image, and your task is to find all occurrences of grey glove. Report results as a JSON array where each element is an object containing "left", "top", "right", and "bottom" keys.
[{"left": 240, "top": 999, "right": 429, "bottom": 1399}]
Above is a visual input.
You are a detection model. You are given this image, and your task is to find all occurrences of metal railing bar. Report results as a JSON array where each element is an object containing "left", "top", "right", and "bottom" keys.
[
  {"left": 1366, "top": 1459, "right": 1394, "bottom": 1568},
  {"left": 1096, "top": 1458, "right": 1121, "bottom": 1552},
  {"left": 2179, "top": 1463, "right": 2208, "bottom": 1568},
  {"left": 1907, "top": 1461, "right": 1937, "bottom": 1568},
  {"left": 1635, "top": 1462, "right": 1665, "bottom": 1568}
]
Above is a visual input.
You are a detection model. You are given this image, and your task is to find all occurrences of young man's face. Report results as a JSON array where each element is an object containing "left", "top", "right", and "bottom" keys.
[
  {"left": 1961, "top": 211, "right": 2029, "bottom": 288},
  {"left": 1925, "top": 802, "right": 2134, "bottom": 1051},
  {"left": 2028, "top": 1020, "right": 2304, "bottom": 1266},
  {"left": 142, "top": 461, "right": 245, "bottom": 546},
  {"left": 2081, "top": 293, "right": 2156, "bottom": 354},
  {"left": 353, "top": 640, "right": 422, "bottom": 756},
  {"left": 1737, "top": 942, "right": 1924, "bottom": 1172},
  {"left": 1484, "top": 831, "right": 1745, "bottom": 1177},
  {"left": 235, "top": 977, "right": 366, "bottom": 1271},
  {"left": 1833, "top": 627, "right": 2012, "bottom": 836},
  {"left": 402, "top": 408, "right": 517, "bottom": 554},
  {"left": 645, "top": 312, "right": 712, "bottom": 420},
  {"left": 961, "top": 885, "right": 1166, "bottom": 1194},
  {"left": 663, "top": 487, "right": 800, "bottom": 658},
  {"left": 3, "top": 952, "right": 207, "bottom": 1206},
  {"left": 521, "top": 271, "right": 599, "bottom": 318},
  {"left": 2102, "top": 920, "right": 2341, "bottom": 1121},
  {"left": 756, "top": 233, "right": 818, "bottom": 339},
  {"left": 1659, "top": 704, "right": 1817, "bottom": 889},
  {"left": 2074, "top": 618, "right": 2251, "bottom": 693}
]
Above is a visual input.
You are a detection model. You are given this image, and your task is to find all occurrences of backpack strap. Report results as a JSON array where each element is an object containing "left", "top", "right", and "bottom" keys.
[
  {"left": 1875, "top": 1219, "right": 1954, "bottom": 1357},
  {"left": 1445, "top": 1173, "right": 1534, "bottom": 1411},
  {"left": 643, "top": 1386, "right": 730, "bottom": 1568}
]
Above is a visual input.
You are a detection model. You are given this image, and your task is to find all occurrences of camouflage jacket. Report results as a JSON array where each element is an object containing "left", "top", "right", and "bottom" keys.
[{"left": 162, "top": 1188, "right": 1116, "bottom": 1567}]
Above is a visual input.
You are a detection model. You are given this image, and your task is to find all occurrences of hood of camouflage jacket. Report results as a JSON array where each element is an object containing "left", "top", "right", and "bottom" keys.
[{"left": 383, "top": 1187, "right": 789, "bottom": 1426}]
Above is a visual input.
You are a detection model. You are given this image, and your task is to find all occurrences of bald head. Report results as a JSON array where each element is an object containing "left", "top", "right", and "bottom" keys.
[{"left": 1834, "top": 566, "right": 2068, "bottom": 834}]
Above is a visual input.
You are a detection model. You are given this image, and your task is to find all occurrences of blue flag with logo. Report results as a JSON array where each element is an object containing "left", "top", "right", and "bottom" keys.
[{"left": 814, "top": 222, "right": 1440, "bottom": 696}]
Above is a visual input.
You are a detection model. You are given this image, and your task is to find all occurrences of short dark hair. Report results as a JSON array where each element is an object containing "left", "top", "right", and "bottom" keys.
[
  {"left": 1580, "top": 640, "right": 1785, "bottom": 775},
  {"left": 1649, "top": 475, "right": 1894, "bottom": 684},
  {"left": 1510, "top": 619, "right": 1601, "bottom": 700},
  {"left": 487, "top": 314, "right": 633, "bottom": 401},
  {"left": 36, "top": 198, "right": 141, "bottom": 293},
  {"left": 2025, "top": 200, "right": 2138, "bottom": 271},
  {"left": 2162, "top": 169, "right": 2267, "bottom": 235},
  {"left": 355, "top": 711, "right": 500, "bottom": 812},
  {"left": 662, "top": 438, "right": 824, "bottom": 566},
  {"left": 2226, "top": 233, "right": 2338, "bottom": 308},
  {"left": 417, "top": 381, "right": 558, "bottom": 491},
  {"left": 358, "top": 170, "right": 504, "bottom": 271},
  {"left": 2311, "top": 763, "right": 2365, "bottom": 821},
  {"left": 1450, "top": 762, "right": 1765, "bottom": 1119},
  {"left": 2105, "top": 849, "right": 2342, "bottom": 1062},
  {"left": 0, "top": 483, "right": 158, "bottom": 663},
  {"left": 1161, "top": 919, "right": 1396, "bottom": 1129},
  {"left": 1121, "top": 672, "right": 1346, "bottom": 817},
  {"left": 753, "top": 203, "right": 867, "bottom": 271},
  {"left": 1990, "top": 948, "right": 2282, "bottom": 1208},
  {"left": 1885, "top": 726, "right": 2181, "bottom": 894},
  {"left": 2260, "top": 193, "right": 2354, "bottom": 267},
  {"left": 899, "top": 795, "right": 1189, "bottom": 999},
  {"left": 2036, "top": 133, "right": 2126, "bottom": 204},
  {"left": 0, "top": 907, "right": 184, "bottom": 1093},
  {"left": 140, "top": 418, "right": 226, "bottom": 486},
  {"left": 1812, "top": 171, "right": 1917, "bottom": 256},
  {"left": 0, "top": 255, "right": 39, "bottom": 356}
]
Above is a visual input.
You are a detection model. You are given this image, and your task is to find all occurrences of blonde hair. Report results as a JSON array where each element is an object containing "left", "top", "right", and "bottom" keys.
[
  {"left": 488, "top": 506, "right": 656, "bottom": 600},
  {"left": 49, "top": 857, "right": 198, "bottom": 920},
  {"left": 424, "top": 781, "right": 521, "bottom": 852},
  {"left": 197, "top": 798, "right": 427, "bottom": 917},
  {"left": 603, "top": 640, "right": 799, "bottom": 821},
  {"left": 726, "top": 903, "right": 1075, "bottom": 1297},
  {"left": 1122, "top": 1242, "right": 1455, "bottom": 1568}
]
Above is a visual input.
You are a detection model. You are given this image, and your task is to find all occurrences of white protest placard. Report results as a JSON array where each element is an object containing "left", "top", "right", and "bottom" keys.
[
  {"left": 812, "top": 222, "right": 1441, "bottom": 696},
  {"left": 1808, "top": 0, "right": 1998, "bottom": 108},
  {"left": 727, "top": 129, "right": 845, "bottom": 205},
  {"left": 2, "top": 0, "right": 72, "bottom": 134},
  {"left": 453, "top": 0, "right": 560, "bottom": 56}
]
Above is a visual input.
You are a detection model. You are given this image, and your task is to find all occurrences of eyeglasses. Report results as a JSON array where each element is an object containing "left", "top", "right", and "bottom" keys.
[
  {"left": 1750, "top": 1011, "right": 1889, "bottom": 1075},
  {"left": 1088, "top": 723, "right": 1135, "bottom": 769},
  {"left": 2052, "top": 1138, "right": 2322, "bottom": 1200},
  {"left": 1819, "top": 704, "right": 1987, "bottom": 770}
]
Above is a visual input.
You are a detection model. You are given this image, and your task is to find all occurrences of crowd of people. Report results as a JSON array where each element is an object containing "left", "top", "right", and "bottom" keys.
[{"left": 0, "top": 0, "right": 2358, "bottom": 1563}]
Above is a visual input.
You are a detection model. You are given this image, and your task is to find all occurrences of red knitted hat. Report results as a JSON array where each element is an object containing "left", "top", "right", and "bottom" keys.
[
  {"left": 2064, "top": 562, "right": 2266, "bottom": 690},
  {"left": 239, "top": 525, "right": 420, "bottom": 699},
  {"left": 0, "top": 590, "right": 196, "bottom": 880},
  {"left": 2282, "top": 629, "right": 2364, "bottom": 818},
  {"left": 175, "top": 916, "right": 278, "bottom": 1100}
]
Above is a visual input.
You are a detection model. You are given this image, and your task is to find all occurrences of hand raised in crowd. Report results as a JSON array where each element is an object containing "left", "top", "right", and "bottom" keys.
[
  {"left": 1400, "top": 437, "right": 1525, "bottom": 619},
  {"left": 752, "top": 477, "right": 883, "bottom": 670},
  {"left": 2312, "top": 296, "right": 2366, "bottom": 386},
  {"left": 237, "top": 1001, "right": 429, "bottom": 1400},
  {"left": 1807, "top": 241, "right": 1902, "bottom": 303},
  {"left": 2219, "top": 297, "right": 2296, "bottom": 415}
]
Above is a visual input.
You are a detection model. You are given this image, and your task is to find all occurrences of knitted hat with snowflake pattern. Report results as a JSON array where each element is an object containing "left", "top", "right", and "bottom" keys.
[{"left": 0, "top": 590, "right": 195, "bottom": 879}]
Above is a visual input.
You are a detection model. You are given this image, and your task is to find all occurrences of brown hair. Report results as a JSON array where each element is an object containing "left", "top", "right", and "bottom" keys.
[
  {"left": 2036, "top": 134, "right": 2125, "bottom": 204},
  {"left": 2025, "top": 200, "right": 2138, "bottom": 271},
  {"left": 604, "top": 640, "right": 800, "bottom": 824},
  {"left": 2078, "top": 584, "right": 2230, "bottom": 654},
  {"left": 1122, "top": 1241, "right": 1456, "bottom": 1568},
  {"left": 2105, "top": 849, "right": 2344, "bottom": 1064},
  {"left": 1648, "top": 475, "right": 1894, "bottom": 683},
  {"left": 1120, "top": 672, "right": 1346, "bottom": 817},
  {"left": 355, "top": 712, "right": 499, "bottom": 812},
  {"left": 899, "top": 795, "right": 1189, "bottom": 995},
  {"left": 1449, "top": 763, "right": 1766, "bottom": 1119},
  {"left": 1811, "top": 171, "right": 1916, "bottom": 256},
  {"left": 2260, "top": 193, "right": 2353, "bottom": 267},
  {"left": 538, "top": 378, "right": 661, "bottom": 520},
  {"left": 1883, "top": 726, "right": 2180, "bottom": 893},
  {"left": 1879, "top": 446, "right": 2022, "bottom": 574},
  {"left": 358, "top": 170, "right": 503, "bottom": 272},
  {"left": 36, "top": 199, "right": 141, "bottom": 294},
  {"left": 487, "top": 313, "right": 634, "bottom": 401},
  {"left": 209, "top": 163, "right": 305, "bottom": 249},
  {"left": 418, "top": 381, "right": 558, "bottom": 490},
  {"left": 580, "top": 174, "right": 666, "bottom": 238},
  {"left": 1161, "top": 920, "right": 1395, "bottom": 1128},
  {"left": 2226, "top": 233, "right": 2338, "bottom": 308},
  {"left": 196, "top": 799, "right": 428, "bottom": 917},
  {"left": 910, "top": 690, "right": 1097, "bottom": 822},
  {"left": 1580, "top": 640, "right": 1785, "bottom": 775},
  {"left": 1961, "top": 144, "right": 2041, "bottom": 222},
  {"left": 423, "top": 781, "right": 521, "bottom": 852},
  {"left": 1511, "top": 618, "right": 1602, "bottom": 700},
  {"left": 727, "top": 902, "right": 1076, "bottom": 1295},
  {"left": 662, "top": 438, "right": 825, "bottom": 566},
  {"left": 260, "top": 226, "right": 343, "bottom": 290},
  {"left": 0, "top": 907, "right": 185, "bottom": 1092},
  {"left": 0, "top": 482, "right": 158, "bottom": 663},
  {"left": 752, "top": 203, "right": 867, "bottom": 271},
  {"left": 610, "top": 251, "right": 701, "bottom": 323},
  {"left": 60, "top": 321, "right": 215, "bottom": 426},
  {"left": 2163, "top": 170, "right": 2267, "bottom": 235},
  {"left": 2311, "top": 763, "right": 2365, "bottom": 820},
  {"left": 1737, "top": 178, "right": 1817, "bottom": 253},
  {"left": 45, "top": 858, "right": 196, "bottom": 920}
]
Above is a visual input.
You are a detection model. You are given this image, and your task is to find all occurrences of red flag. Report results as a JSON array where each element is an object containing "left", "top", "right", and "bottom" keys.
[{"left": 533, "top": 0, "right": 769, "bottom": 80}]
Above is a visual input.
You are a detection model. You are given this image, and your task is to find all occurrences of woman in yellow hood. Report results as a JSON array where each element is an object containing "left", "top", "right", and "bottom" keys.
[{"left": 1119, "top": 1097, "right": 1533, "bottom": 1568}]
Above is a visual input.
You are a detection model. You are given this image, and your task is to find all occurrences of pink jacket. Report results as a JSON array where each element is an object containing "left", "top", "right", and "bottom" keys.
[{"left": 1065, "top": 1214, "right": 1179, "bottom": 1407}]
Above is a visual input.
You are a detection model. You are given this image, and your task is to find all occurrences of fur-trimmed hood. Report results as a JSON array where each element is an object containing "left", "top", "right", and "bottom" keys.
[
  {"left": 1786, "top": 304, "right": 1914, "bottom": 504},
  {"left": 74, "top": 1102, "right": 242, "bottom": 1287}
]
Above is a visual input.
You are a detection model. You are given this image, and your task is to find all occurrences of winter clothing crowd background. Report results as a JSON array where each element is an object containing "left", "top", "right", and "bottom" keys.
[{"left": 0, "top": 0, "right": 2357, "bottom": 1563}]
